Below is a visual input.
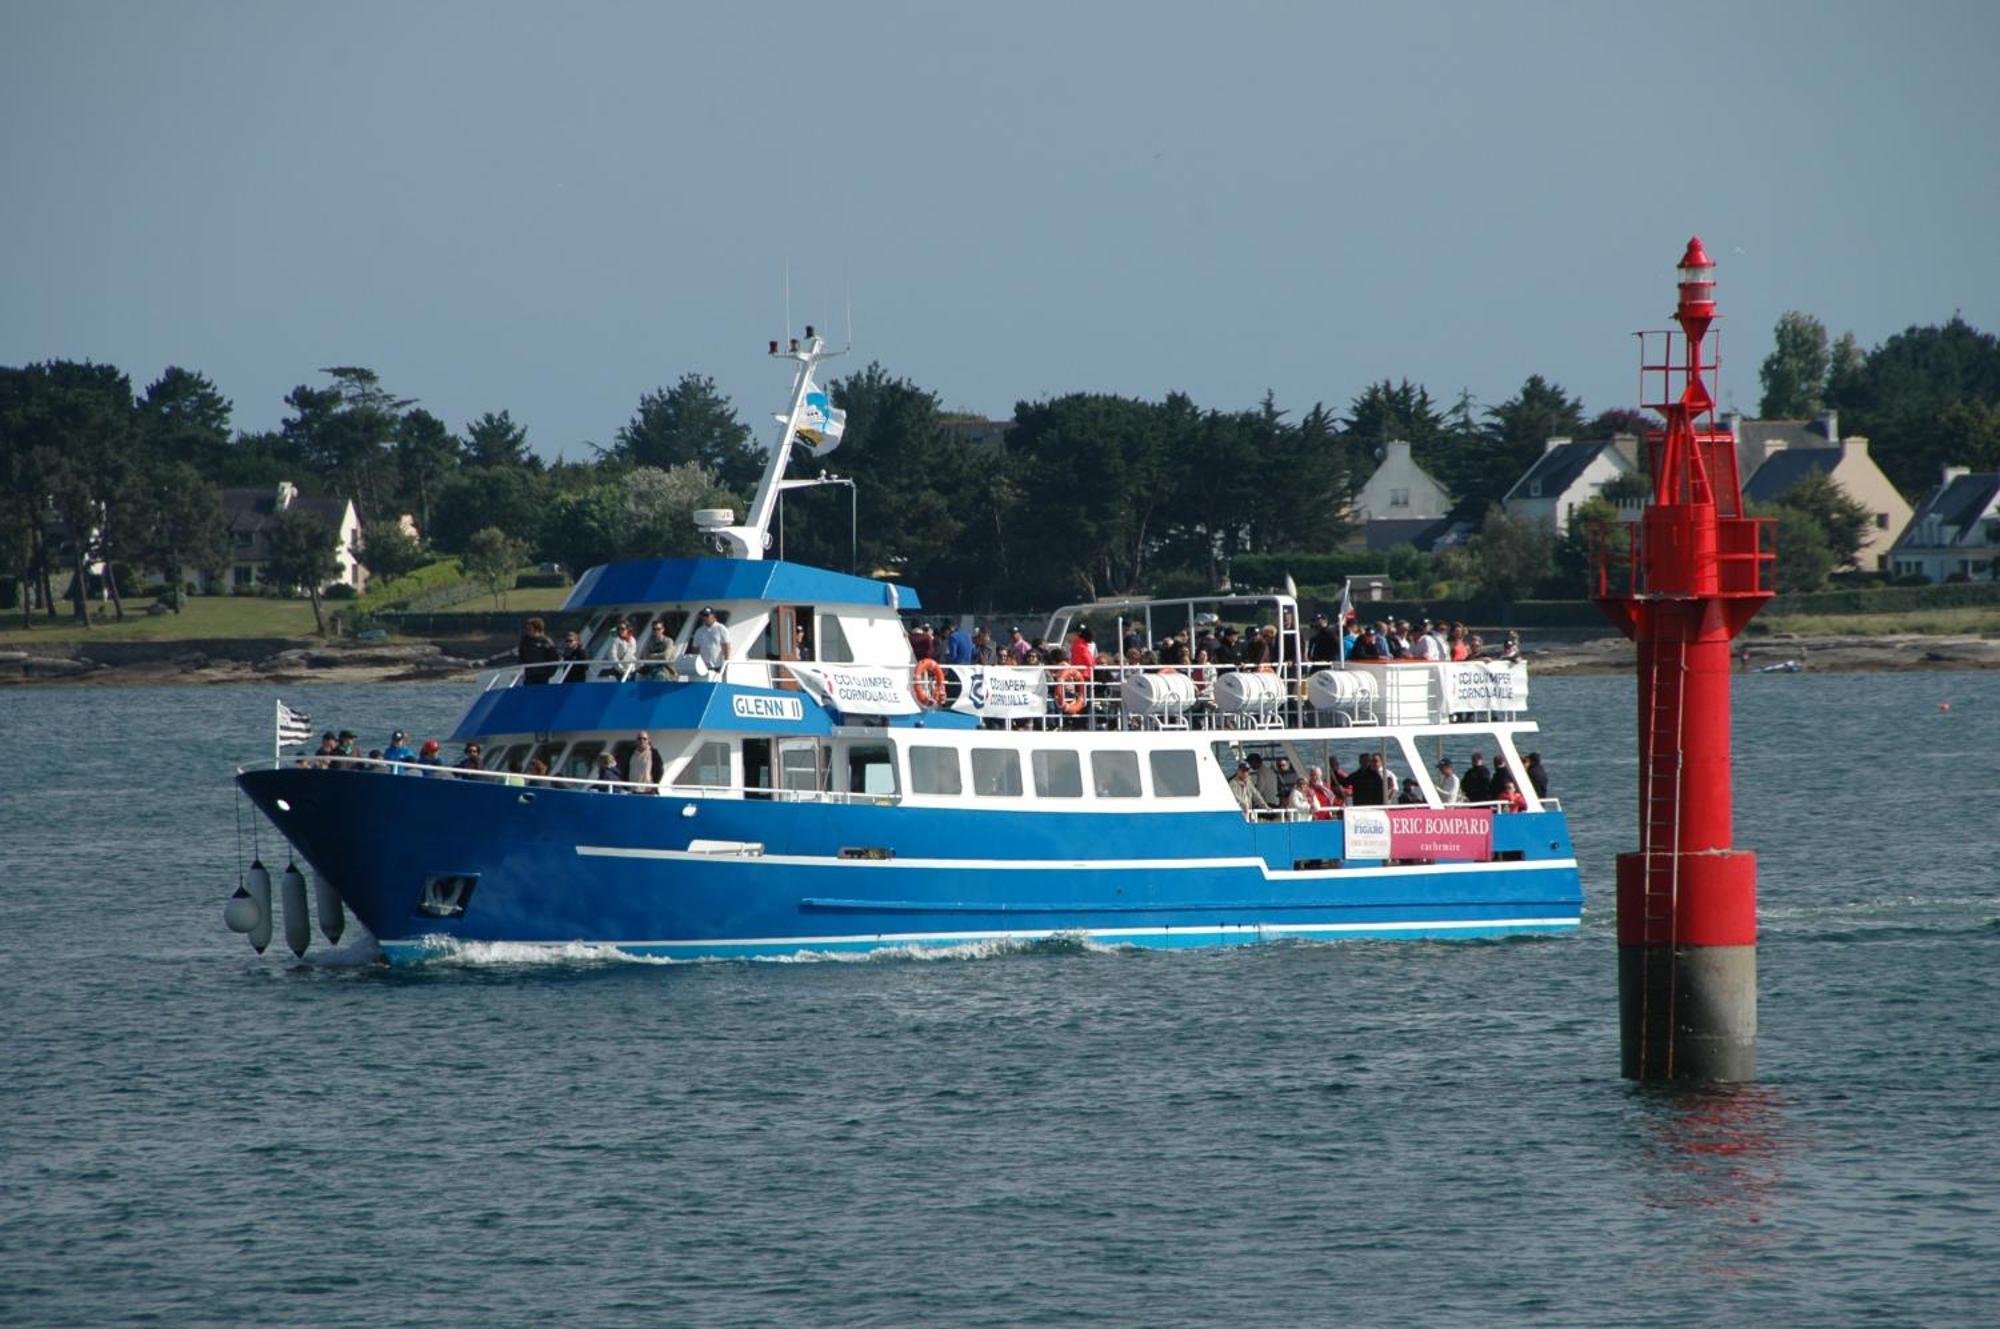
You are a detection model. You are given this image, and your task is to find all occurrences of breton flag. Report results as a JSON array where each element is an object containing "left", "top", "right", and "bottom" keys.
[
  {"left": 276, "top": 699, "right": 313, "bottom": 748},
  {"left": 795, "top": 373, "right": 847, "bottom": 456}
]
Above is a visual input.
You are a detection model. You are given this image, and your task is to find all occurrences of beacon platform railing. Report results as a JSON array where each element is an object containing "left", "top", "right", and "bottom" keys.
[{"left": 475, "top": 656, "right": 1532, "bottom": 731}]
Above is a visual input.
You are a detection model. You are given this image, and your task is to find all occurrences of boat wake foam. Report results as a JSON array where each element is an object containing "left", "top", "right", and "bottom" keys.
[
  {"left": 396, "top": 931, "right": 1134, "bottom": 969},
  {"left": 759, "top": 933, "right": 1136, "bottom": 964},
  {"left": 409, "top": 938, "right": 683, "bottom": 968}
]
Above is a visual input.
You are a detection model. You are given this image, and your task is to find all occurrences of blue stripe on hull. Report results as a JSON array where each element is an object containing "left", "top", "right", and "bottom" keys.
[{"left": 239, "top": 768, "right": 1584, "bottom": 960}]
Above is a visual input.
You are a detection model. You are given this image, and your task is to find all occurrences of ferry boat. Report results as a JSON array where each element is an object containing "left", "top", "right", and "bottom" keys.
[{"left": 231, "top": 331, "right": 1583, "bottom": 962}]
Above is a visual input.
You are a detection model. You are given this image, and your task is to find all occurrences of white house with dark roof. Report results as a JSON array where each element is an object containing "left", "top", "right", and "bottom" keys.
[
  {"left": 209, "top": 481, "right": 367, "bottom": 594},
  {"left": 1721, "top": 409, "right": 1839, "bottom": 485},
  {"left": 1889, "top": 467, "right": 2000, "bottom": 583},
  {"left": 1724, "top": 409, "right": 1910, "bottom": 569},
  {"left": 1738, "top": 432, "right": 1913, "bottom": 570},
  {"left": 1353, "top": 439, "right": 1451, "bottom": 522},
  {"left": 1502, "top": 435, "right": 1645, "bottom": 535}
]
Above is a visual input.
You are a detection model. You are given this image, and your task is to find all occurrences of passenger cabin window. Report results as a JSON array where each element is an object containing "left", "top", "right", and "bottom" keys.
[
  {"left": 972, "top": 748, "right": 1023, "bottom": 797},
  {"left": 818, "top": 616, "right": 855, "bottom": 664},
  {"left": 1149, "top": 750, "right": 1202, "bottom": 798},
  {"left": 561, "top": 741, "right": 606, "bottom": 781},
  {"left": 484, "top": 742, "right": 529, "bottom": 774},
  {"left": 847, "top": 743, "right": 898, "bottom": 796},
  {"left": 1032, "top": 749, "right": 1083, "bottom": 799},
  {"left": 1092, "top": 750, "right": 1143, "bottom": 798},
  {"left": 676, "top": 740, "right": 732, "bottom": 788},
  {"left": 908, "top": 745, "right": 963, "bottom": 796}
]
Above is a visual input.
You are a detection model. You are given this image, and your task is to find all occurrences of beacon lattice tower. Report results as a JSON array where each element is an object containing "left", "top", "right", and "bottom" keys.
[{"left": 1592, "top": 238, "right": 1774, "bottom": 1083}]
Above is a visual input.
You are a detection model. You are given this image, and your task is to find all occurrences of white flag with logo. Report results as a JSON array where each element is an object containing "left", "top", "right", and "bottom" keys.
[{"left": 795, "top": 372, "right": 847, "bottom": 456}]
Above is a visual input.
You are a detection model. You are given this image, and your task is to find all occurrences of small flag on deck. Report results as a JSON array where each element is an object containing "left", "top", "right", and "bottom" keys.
[
  {"left": 276, "top": 699, "right": 313, "bottom": 748},
  {"left": 1337, "top": 578, "right": 1354, "bottom": 663}
]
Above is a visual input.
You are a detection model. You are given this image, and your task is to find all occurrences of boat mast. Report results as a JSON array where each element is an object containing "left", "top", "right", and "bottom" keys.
[{"left": 702, "top": 329, "right": 841, "bottom": 561}]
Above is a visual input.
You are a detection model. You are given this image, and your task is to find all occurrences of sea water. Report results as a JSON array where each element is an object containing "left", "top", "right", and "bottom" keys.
[{"left": 0, "top": 673, "right": 1994, "bottom": 1327}]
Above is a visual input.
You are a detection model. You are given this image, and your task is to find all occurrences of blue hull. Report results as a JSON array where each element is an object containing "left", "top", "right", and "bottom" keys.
[{"left": 238, "top": 768, "right": 1584, "bottom": 962}]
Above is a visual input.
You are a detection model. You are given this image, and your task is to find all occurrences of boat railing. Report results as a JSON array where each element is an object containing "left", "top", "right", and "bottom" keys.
[
  {"left": 246, "top": 757, "right": 1560, "bottom": 815},
  {"left": 243, "top": 754, "right": 899, "bottom": 805},
  {"left": 1242, "top": 795, "right": 1544, "bottom": 824},
  {"left": 477, "top": 655, "right": 1531, "bottom": 731}
]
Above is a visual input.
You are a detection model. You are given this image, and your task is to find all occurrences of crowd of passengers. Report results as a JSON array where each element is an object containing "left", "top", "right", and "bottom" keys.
[
  {"left": 509, "top": 607, "right": 1526, "bottom": 691},
  {"left": 297, "top": 727, "right": 669, "bottom": 791},
  {"left": 910, "top": 612, "right": 1523, "bottom": 671},
  {"left": 297, "top": 723, "right": 1552, "bottom": 816},
  {"left": 513, "top": 609, "right": 736, "bottom": 684},
  {"left": 1228, "top": 748, "right": 1551, "bottom": 819}
]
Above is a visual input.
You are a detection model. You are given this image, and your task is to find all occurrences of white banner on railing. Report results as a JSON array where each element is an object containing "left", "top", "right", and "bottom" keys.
[
  {"left": 789, "top": 664, "right": 920, "bottom": 716},
  {"left": 1344, "top": 808, "right": 1392, "bottom": 859},
  {"left": 1440, "top": 661, "right": 1528, "bottom": 712},
  {"left": 947, "top": 665, "right": 1048, "bottom": 719}
]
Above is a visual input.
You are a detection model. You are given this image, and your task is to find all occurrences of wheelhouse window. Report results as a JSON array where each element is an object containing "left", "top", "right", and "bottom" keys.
[
  {"left": 1032, "top": 749, "right": 1083, "bottom": 799},
  {"left": 1091, "top": 750, "right": 1142, "bottom": 798},
  {"left": 818, "top": 616, "right": 855, "bottom": 664},
  {"left": 908, "top": 745, "right": 963, "bottom": 796},
  {"left": 676, "top": 740, "right": 732, "bottom": 788},
  {"left": 1149, "top": 750, "right": 1202, "bottom": 798},
  {"left": 971, "top": 748, "right": 1023, "bottom": 797}
]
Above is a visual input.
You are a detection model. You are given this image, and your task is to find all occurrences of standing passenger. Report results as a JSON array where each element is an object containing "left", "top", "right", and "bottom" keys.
[
  {"left": 518, "top": 617, "right": 560, "bottom": 684},
  {"left": 627, "top": 733, "right": 659, "bottom": 793},
  {"left": 692, "top": 607, "right": 731, "bottom": 672}
]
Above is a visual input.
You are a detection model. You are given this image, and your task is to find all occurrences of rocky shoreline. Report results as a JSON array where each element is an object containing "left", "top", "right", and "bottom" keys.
[
  {"left": 1526, "top": 632, "right": 2000, "bottom": 674},
  {"left": 0, "top": 637, "right": 511, "bottom": 687},
  {"left": 3, "top": 629, "right": 1997, "bottom": 687}
]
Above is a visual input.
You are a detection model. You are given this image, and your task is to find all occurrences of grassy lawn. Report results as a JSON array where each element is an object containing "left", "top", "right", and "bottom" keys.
[
  {"left": 0, "top": 594, "right": 321, "bottom": 643},
  {"left": 1752, "top": 606, "right": 2000, "bottom": 637}
]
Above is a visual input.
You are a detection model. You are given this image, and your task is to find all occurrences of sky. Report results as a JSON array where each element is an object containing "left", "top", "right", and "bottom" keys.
[{"left": 4, "top": 0, "right": 1997, "bottom": 461}]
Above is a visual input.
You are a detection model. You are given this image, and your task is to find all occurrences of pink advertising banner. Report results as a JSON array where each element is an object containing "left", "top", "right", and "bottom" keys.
[{"left": 1387, "top": 807, "right": 1493, "bottom": 860}]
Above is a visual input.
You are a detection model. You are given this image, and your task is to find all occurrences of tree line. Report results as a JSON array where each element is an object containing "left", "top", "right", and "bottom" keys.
[{"left": 3, "top": 307, "right": 1993, "bottom": 626}]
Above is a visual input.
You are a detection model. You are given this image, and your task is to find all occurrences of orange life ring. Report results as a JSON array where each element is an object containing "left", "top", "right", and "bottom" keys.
[
  {"left": 1158, "top": 665, "right": 1179, "bottom": 675},
  {"left": 1052, "top": 666, "right": 1088, "bottom": 715},
  {"left": 1256, "top": 663, "right": 1275, "bottom": 674},
  {"left": 911, "top": 658, "right": 948, "bottom": 707}
]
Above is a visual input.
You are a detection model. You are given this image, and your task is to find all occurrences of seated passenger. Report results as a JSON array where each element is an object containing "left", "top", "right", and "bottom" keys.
[
  {"left": 1398, "top": 777, "right": 1426, "bottom": 804},
  {"left": 640, "top": 618, "right": 674, "bottom": 679},
  {"left": 606, "top": 619, "right": 639, "bottom": 679},
  {"left": 559, "top": 630, "right": 589, "bottom": 683},
  {"left": 1494, "top": 776, "right": 1528, "bottom": 813},
  {"left": 1299, "top": 766, "right": 1341, "bottom": 819},
  {"left": 594, "top": 751, "right": 622, "bottom": 792}
]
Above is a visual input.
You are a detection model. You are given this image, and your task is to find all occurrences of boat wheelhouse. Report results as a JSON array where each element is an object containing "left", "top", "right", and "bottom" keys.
[{"left": 233, "top": 331, "right": 1581, "bottom": 962}]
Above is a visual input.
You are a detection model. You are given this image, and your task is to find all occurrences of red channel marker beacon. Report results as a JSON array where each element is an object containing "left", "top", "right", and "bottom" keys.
[{"left": 1590, "top": 239, "right": 1775, "bottom": 1083}]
